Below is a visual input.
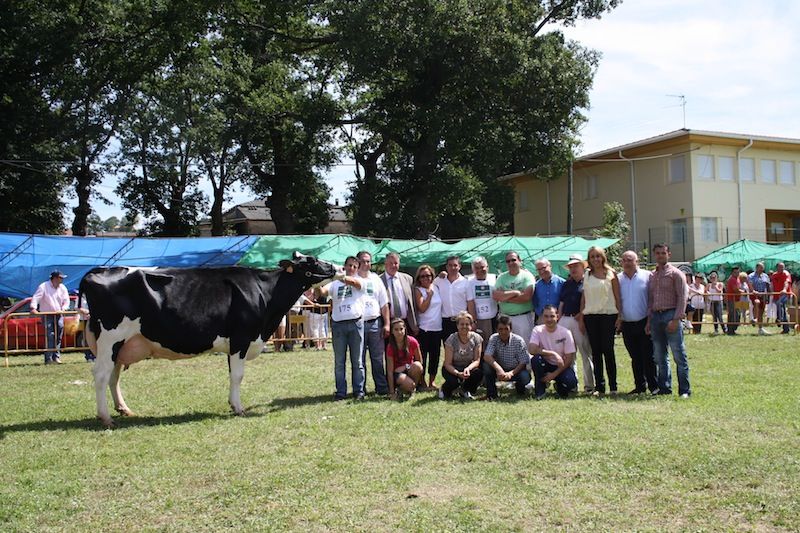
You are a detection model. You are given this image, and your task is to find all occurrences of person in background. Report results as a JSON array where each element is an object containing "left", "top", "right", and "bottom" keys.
[
  {"left": 706, "top": 271, "right": 726, "bottom": 335},
  {"left": 558, "top": 254, "right": 594, "bottom": 393},
  {"left": 492, "top": 251, "right": 536, "bottom": 347},
  {"left": 414, "top": 264, "right": 443, "bottom": 390},
  {"left": 532, "top": 258, "right": 564, "bottom": 324},
  {"left": 483, "top": 315, "right": 532, "bottom": 400},
  {"left": 687, "top": 273, "right": 706, "bottom": 334},
  {"left": 76, "top": 291, "right": 95, "bottom": 361},
  {"left": 529, "top": 305, "right": 578, "bottom": 399},
  {"left": 619, "top": 251, "right": 658, "bottom": 395},
  {"left": 748, "top": 262, "right": 772, "bottom": 335},
  {"left": 466, "top": 256, "right": 497, "bottom": 348},
  {"left": 725, "top": 266, "right": 743, "bottom": 335},
  {"left": 739, "top": 272, "right": 753, "bottom": 328},
  {"left": 307, "top": 290, "right": 330, "bottom": 351},
  {"left": 434, "top": 255, "right": 468, "bottom": 344},
  {"left": 439, "top": 311, "right": 484, "bottom": 400},
  {"left": 647, "top": 243, "right": 691, "bottom": 398},
  {"left": 30, "top": 270, "right": 71, "bottom": 364},
  {"left": 386, "top": 318, "right": 424, "bottom": 400},
  {"left": 771, "top": 262, "right": 793, "bottom": 334},
  {"left": 580, "top": 246, "right": 621, "bottom": 396}
]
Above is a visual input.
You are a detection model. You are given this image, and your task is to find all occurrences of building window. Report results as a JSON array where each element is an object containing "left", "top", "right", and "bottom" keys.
[
  {"left": 696, "top": 155, "right": 714, "bottom": 180},
  {"left": 669, "top": 155, "right": 686, "bottom": 183},
  {"left": 771, "top": 222, "right": 785, "bottom": 236},
  {"left": 518, "top": 190, "right": 528, "bottom": 212},
  {"left": 760, "top": 159, "right": 777, "bottom": 184},
  {"left": 583, "top": 175, "right": 597, "bottom": 200},
  {"left": 739, "top": 157, "right": 755, "bottom": 182},
  {"left": 718, "top": 156, "right": 735, "bottom": 181},
  {"left": 670, "top": 219, "right": 687, "bottom": 244},
  {"left": 700, "top": 218, "right": 718, "bottom": 243},
  {"left": 779, "top": 161, "right": 796, "bottom": 185}
]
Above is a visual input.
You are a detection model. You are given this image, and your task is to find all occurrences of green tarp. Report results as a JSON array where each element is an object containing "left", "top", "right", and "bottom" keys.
[
  {"left": 692, "top": 239, "right": 800, "bottom": 274},
  {"left": 238, "top": 234, "right": 620, "bottom": 275}
]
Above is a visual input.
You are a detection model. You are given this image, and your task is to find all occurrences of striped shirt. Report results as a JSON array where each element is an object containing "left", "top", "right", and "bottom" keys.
[{"left": 485, "top": 332, "right": 530, "bottom": 371}]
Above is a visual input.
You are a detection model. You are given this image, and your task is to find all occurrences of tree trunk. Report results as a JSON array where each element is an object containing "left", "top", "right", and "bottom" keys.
[
  {"left": 71, "top": 163, "right": 92, "bottom": 236},
  {"left": 409, "top": 135, "right": 437, "bottom": 239},
  {"left": 266, "top": 130, "right": 296, "bottom": 234}
]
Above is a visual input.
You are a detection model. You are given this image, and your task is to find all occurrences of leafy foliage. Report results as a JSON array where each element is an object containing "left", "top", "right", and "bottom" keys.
[{"left": 592, "top": 200, "right": 631, "bottom": 267}]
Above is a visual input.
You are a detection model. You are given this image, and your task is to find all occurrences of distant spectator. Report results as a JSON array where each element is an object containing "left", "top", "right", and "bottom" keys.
[
  {"left": 687, "top": 273, "right": 706, "bottom": 334},
  {"left": 30, "top": 270, "right": 70, "bottom": 364},
  {"left": 725, "top": 266, "right": 743, "bottom": 335},
  {"left": 771, "top": 262, "right": 792, "bottom": 334},
  {"left": 748, "top": 262, "right": 771, "bottom": 335},
  {"left": 706, "top": 271, "right": 726, "bottom": 335}
]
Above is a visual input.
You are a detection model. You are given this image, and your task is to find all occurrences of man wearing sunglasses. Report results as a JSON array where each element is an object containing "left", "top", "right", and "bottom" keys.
[{"left": 492, "top": 251, "right": 536, "bottom": 346}]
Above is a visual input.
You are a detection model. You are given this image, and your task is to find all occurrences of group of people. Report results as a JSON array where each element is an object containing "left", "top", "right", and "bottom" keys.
[
  {"left": 686, "top": 262, "right": 795, "bottom": 336},
  {"left": 317, "top": 243, "right": 698, "bottom": 402}
]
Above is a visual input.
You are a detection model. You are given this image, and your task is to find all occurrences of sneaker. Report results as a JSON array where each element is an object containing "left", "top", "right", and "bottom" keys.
[
  {"left": 591, "top": 390, "right": 603, "bottom": 397},
  {"left": 53, "top": 356, "right": 63, "bottom": 364},
  {"left": 535, "top": 393, "right": 546, "bottom": 401},
  {"left": 679, "top": 393, "right": 690, "bottom": 399},
  {"left": 627, "top": 388, "right": 645, "bottom": 395},
  {"left": 461, "top": 391, "right": 475, "bottom": 401},
  {"left": 355, "top": 393, "right": 366, "bottom": 401},
  {"left": 437, "top": 389, "right": 445, "bottom": 400},
  {"left": 758, "top": 328, "right": 771, "bottom": 336}
]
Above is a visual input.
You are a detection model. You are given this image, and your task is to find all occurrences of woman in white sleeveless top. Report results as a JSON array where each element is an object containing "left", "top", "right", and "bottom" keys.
[{"left": 414, "top": 264, "right": 443, "bottom": 390}]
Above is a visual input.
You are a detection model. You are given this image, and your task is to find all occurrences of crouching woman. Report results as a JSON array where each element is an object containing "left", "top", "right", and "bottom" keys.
[
  {"left": 440, "top": 311, "right": 484, "bottom": 400},
  {"left": 386, "top": 318, "right": 424, "bottom": 400}
]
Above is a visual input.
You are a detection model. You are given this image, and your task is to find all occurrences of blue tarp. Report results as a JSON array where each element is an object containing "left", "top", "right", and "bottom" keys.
[{"left": 0, "top": 234, "right": 258, "bottom": 298}]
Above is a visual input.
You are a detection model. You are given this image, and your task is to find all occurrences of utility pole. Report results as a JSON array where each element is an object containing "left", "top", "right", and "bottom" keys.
[{"left": 667, "top": 94, "right": 686, "bottom": 128}]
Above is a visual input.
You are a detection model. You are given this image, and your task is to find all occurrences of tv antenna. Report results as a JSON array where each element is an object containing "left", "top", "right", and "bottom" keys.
[{"left": 667, "top": 94, "right": 686, "bottom": 129}]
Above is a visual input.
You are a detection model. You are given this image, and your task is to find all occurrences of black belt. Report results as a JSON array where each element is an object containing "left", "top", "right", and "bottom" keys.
[
  {"left": 333, "top": 317, "right": 362, "bottom": 324},
  {"left": 507, "top": 311, "right": 532, "bottom": 317},
  {"left": 562, "top": 313, "right": 578, "bottom": 317},
  {"left": 652, "top": 308, "right": 676, "bottom": 313},
  {"left": 365, "top": 317, "right": 380, "bottom": 322}
]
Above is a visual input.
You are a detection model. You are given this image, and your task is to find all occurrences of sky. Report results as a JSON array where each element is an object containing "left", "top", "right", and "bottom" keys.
[{"left": 84, "top": 0, "right": 800, "bottom": 223}]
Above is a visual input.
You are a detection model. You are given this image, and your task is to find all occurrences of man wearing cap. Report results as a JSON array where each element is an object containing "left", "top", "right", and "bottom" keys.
[
  {"left": 30, "top": 270, "right": 71, "bottom": 364},
  {"left": 532, "top": 258, "right": 564, "bottom": 324},
  {"left": 557, "top": 254, "right": 594, "bottom": 393}
]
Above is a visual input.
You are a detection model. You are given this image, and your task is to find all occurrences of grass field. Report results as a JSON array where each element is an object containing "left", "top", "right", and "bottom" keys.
[{"left": 1, "top": 331, "right": 799, "bottom": 532}]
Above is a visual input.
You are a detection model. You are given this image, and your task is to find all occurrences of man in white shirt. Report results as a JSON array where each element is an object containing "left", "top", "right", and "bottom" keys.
[
  {"left": 433, "top": 255, "right": 468, "bottom": 342},
  {"left": 619, "top": 251, "right": 658, "bottom": 394},
  {"left": 466, "top": 256, "right": 497, "bottom": 347},
  {"left": 317, "top": 256, "right": 366, "bottom": 400},
  {"left": 30, "top": 269, "right": 71, "bottom": 364},
  {"left": 356, "top": 251, "right": 390, "bottom": 396}
]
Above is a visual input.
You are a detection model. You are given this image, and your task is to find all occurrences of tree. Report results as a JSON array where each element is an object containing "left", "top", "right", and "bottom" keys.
[
  {"left": 331, "top": 0, "right": 618, "bottom": 238},
  {"left": 592, "top": 201, "right": 631, "bottom": 268}
]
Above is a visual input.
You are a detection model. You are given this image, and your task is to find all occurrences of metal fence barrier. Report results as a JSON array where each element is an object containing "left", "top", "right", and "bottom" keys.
[{"left": 684, "top": 291, "right": 798, "bottom": 331}]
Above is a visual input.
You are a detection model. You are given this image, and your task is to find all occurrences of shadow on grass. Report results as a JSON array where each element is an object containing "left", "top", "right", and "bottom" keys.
[
  {"left": 262, "top": 393, "right": 336, "bottom": 413},
  {"left": 0, "top": 410, "right": 236, "bottom": 437}
]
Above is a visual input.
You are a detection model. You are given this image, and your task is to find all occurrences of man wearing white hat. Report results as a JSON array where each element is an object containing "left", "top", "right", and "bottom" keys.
[
  {"left": 557, "top": 254, "right": 594, "bottom": 393},
  {"left": 30, "top": 269, "right": 71, "bottom": 364}
]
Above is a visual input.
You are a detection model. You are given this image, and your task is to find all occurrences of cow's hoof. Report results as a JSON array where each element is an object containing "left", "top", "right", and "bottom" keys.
[
  {"left": 230, "top": 405, "right": 246, "bottom": 416},
  {"left": 97, "top": 416, "right": 115, "bottom": 428},
  {"left": 116, "top": 408, "right": 135, "bottom": 417}
]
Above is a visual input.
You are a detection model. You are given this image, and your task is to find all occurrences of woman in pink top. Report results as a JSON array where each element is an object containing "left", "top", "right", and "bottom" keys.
[{"left": 386, "top": 318, "right": 424, "bottom": 400}]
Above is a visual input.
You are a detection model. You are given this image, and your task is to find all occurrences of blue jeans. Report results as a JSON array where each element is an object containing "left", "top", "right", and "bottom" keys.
[
  {"left": 531, "top": 355, "right": 578, "bottom": 398},
  {"left": 776, "top": 294, "right": 791, "bottom": 332},
  {"left": 361, "top": 318, "right": 388, "bottom": 394},
  {"left": 332, "top": 318, "right": 365, "bottom": 399},
  {"left": 649, "top": 310, "right": 691, "bottom": 395},
  {"left": 483, "top": 362, "right": 531, "bottom": 398},
  {"left": 43, "top": 315, "right": 63, "bottom": 363}
]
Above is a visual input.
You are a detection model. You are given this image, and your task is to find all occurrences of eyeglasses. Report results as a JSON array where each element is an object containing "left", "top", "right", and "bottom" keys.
[
  {"left": 505, "top": 259, "right": 517, "bottom": 264},
  {"left": 418, "top": 274, "right": 432, "bottom": 279}
]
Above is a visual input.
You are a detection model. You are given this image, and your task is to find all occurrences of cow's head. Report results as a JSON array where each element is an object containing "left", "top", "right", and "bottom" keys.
[{"left": 279, "top": 252, "right": 341, "bottom": 288}]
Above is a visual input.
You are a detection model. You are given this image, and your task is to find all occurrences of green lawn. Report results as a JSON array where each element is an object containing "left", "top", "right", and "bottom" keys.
[{"left": 1, "top": 332, "right": 798, "bottom": 532}]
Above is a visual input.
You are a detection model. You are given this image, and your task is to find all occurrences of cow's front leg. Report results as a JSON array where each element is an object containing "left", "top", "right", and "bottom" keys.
[
  {"left": 110, "top": 362, "right": 134, "bottom": 417},
  {"left": 228, "top": 354, "right": 246, "bottom": 415},
  {"left": 92, "top": 349, "right": 115, "bottom": 428}
]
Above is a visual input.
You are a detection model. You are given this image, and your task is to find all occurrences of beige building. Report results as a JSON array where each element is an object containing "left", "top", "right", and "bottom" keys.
[
  {"left": 502, "top": 129, "right": 800, "bottom": 262},
  {"left": 198, "top": 200, "right": 350, "bottom": 236}
]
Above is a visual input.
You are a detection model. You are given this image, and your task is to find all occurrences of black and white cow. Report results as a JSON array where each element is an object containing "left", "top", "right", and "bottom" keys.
[{"left": 79, "top": 252, "right": 340, "bottom": 427}]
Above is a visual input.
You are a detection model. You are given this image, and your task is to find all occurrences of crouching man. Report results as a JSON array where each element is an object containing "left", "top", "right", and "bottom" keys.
[
  {"left": 529, "top": 305, "right": 578, "bottom": 399},
  {"left": 483, "top": 314, "right": 532, "bottom": 399}
]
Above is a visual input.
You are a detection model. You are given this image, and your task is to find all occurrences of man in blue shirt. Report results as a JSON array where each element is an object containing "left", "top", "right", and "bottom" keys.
[
  {"left": 557, "top": 254, "right": 594, "bottom": 393},
  {"left": 533, "top": 258, "right": 564, "bottom": 323},
  {"left": 619, "top": 250, "right": 658, "bottom": 394}
]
